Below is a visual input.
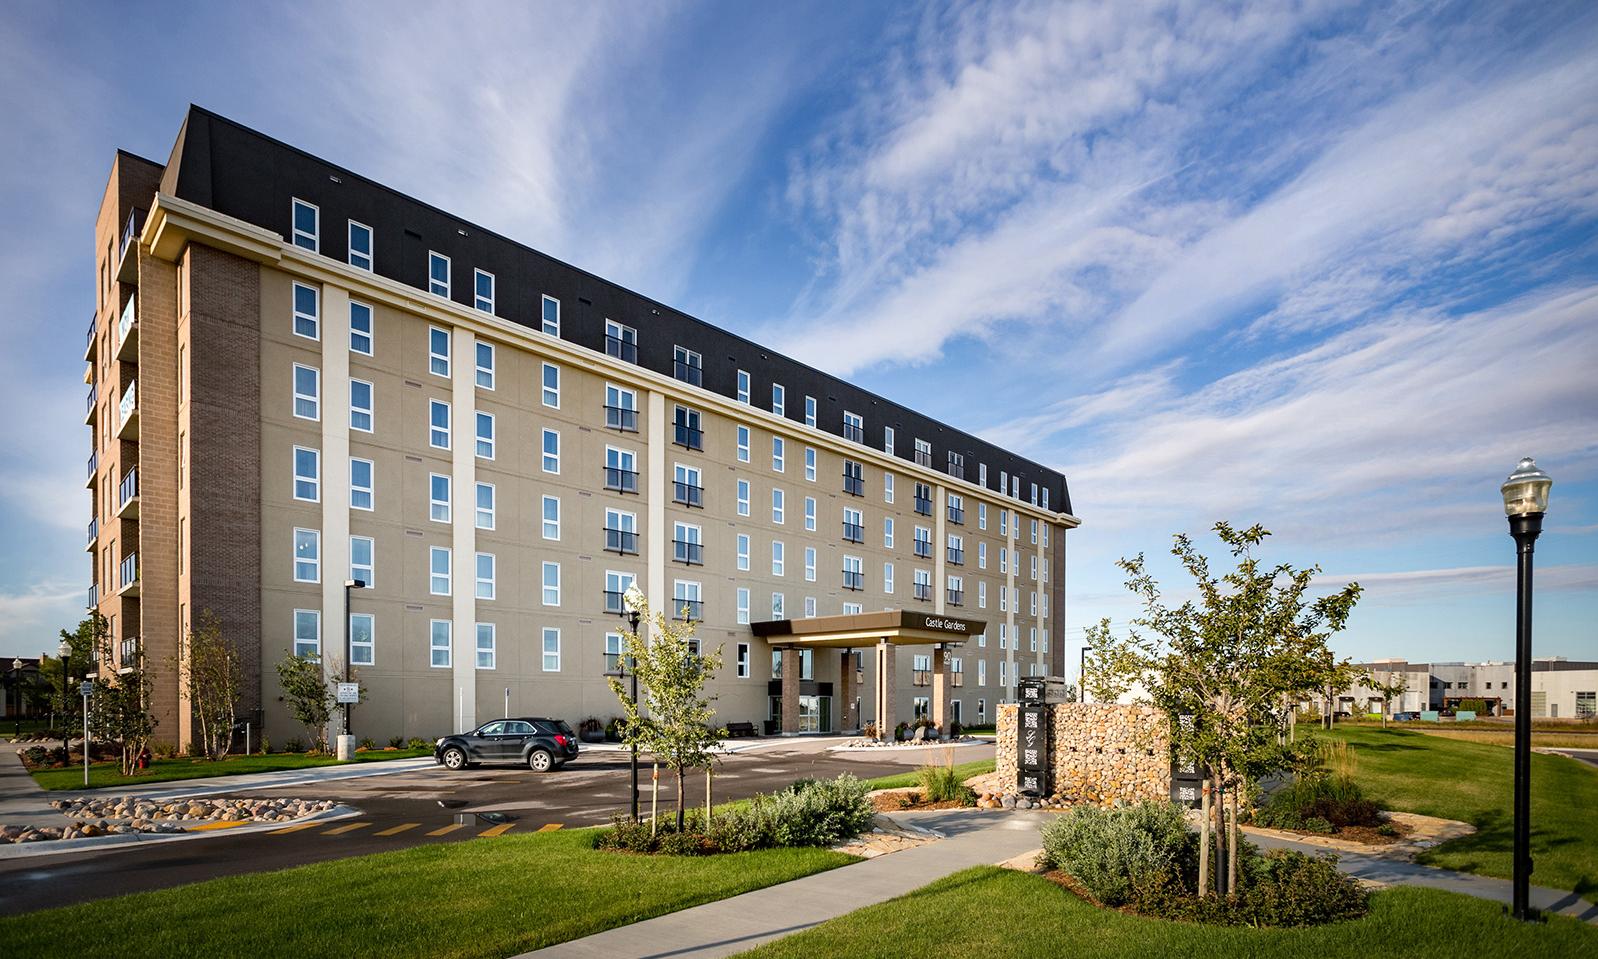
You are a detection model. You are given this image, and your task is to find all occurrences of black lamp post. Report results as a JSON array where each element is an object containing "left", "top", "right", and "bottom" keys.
[
  {"left": 10, "top": 657, "right": 21, "bottom": 735},
  {"left": 343, "top": 579, "right": 366, "bottom": 739},
  {"left": 57, "top": 638, "right": 72, "bottom": 766},
  {"left": 621, "top": 583, "right": 646, "bottom": 821},
  {"left": 1501, "top": 456, "right": 1552, "bottom": 921}
]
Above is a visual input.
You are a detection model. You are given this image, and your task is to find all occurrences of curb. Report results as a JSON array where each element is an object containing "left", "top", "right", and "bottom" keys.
[
  {"left": 828, "top": 738, "right": 994, "bottom": 753},
  {"left": 0, "top": 804, "right": 361, "bottom": 861}
]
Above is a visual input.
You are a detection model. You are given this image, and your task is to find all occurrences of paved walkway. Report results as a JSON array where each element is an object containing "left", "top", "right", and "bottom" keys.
[
  {"left": 0, "top": 745, "right": 69, "bottom": 829},
  {"left": 515, "top": 809, "right": 1049, "bottom": 959}
]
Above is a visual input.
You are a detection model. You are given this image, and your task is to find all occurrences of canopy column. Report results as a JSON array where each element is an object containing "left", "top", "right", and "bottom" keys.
[
  {"left": 875, "top": 638, "right": 895, "bottom": 740},
  {"left": 932, "top": 645, "right": 949, "bottom": 739},
  {"left": 780, "top": 646, "right": 800, "bottom": 736},
  {"left": 840, "top": 649, "right": 858, "bottom": 732}
]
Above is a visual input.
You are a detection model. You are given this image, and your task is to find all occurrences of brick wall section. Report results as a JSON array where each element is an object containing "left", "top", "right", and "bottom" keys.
[
  {"left": 996, "top": 702, "right": 1170, "bottom": 805},
  {"left": 184, "top": 244, "right": 264, "bottom": 717}
]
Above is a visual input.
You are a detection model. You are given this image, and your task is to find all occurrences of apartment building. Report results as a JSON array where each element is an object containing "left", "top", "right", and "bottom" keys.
[
  {"left": 84, "top": 107, "right": 1080, "bottom": 748},
  {"left": 1323, "top": 658, "right": 1597, "bottom": 718}
]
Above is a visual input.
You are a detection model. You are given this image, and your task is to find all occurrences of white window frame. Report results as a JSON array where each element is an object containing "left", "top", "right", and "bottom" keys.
[
  {"left": 292, "top": 282, "right": 320, "bottom": 340},
  {"left": 737, "top": 479, "right": 750, "bottom": 517},
  {"left": 347, "top": 220, "right": 373, "bottom": 271},
  {"left": 350, "top": 457, "right": 374, "bottom": 511},
  {"left": 772, "top": 540, "right": 785, "bottom": 576},
  {"left": 350, "top": 612, "right": 375, "bottom": 666},
  {"left": 476, "top": 341, "right": 495, "bottom": 390},
  {"left": 805, "top": 546, "right": 817, "bottom": 582},
  {"left": 805, "top": 447, "right": 817, "bottom": 482},
  {"left": 429, "top": 399, "right": 450, "bottom": 449},
  {"left": 350, "top": 535, "right": 374, "bottom": 586},
  {"left": 884, "top": 517, "right": 894, "bottom": 548},
  {"left": 350, "top": 378, "right": 374, "bottom": 432},
  {"left": 542, "top": 495, "right": 560, "bottom": 540},
  {"left": 737, "top": 426, "right": 750, "bottom": 463},
  {"left": 542, "top": 428, "right": 560, "bottom": 474},
  {"left": 805, "top": 496, "right": 817, "bottom": 531},
  {"left": 542, "top": 627, "right": 561, "bottom": 672},
  {"left": 884, "top": 562, "right": 895, "bottom": 594},
  {"left": 843, "top": 410, "right": 863, "bottom": 442},
  {"left": 805, "top": 395, "right": 817, "bottom": 428},
  {"left": 293, "top": 608, "right": 321, "bottom": 658},
  {"left": 429, "top": 473, "right": 452, "bottom": 523},
  {"left": 293, "top": 528, "right": 320, "bottom": 583},
  {"left": 291, "top": 198, "right": 318, "bottom": 252},
  {"left": 430, "top": 546, "right": 451, "bottom": 596},
  {"left": 772, "top": 487, "right": 785, "bottom": 524},
  {"left": 476, "top": 623, "right": 496, "bottom": 670},
  {"left": 429, "top": 326, "right": 451, "bottom": 378},
  {"left": 292, "top": 364, "right": 320, "bottom": 421},
  {"left": 476, "top": 482, "right": 495, "bottom": 530},
  {"left": 476, "top": 552, "right": 496, "bottom": 600},
  {"left": 475, "top": 411, "right": 495, "bottom": 460},
  {"left": 772, "top": 437, "right": 785, "bottom": 473},
  {"left": 771, "top": 383, "right": 785, "bottom": 417},
  {"left": 348, "top": 300, "right": 373, "bottom": 356},
  {"left": 542, "top": 561, "right": 561, "bottom": 606},
  {"left": 541, "top": 294, "right": 560, "bottom": 336},
  {"left": 430, "top": 619, "right": 452, "bottom": 668},
  {"left": 429, "top": 251, "right": 450, "bottom": 298},
  {"left": 737, "top": 643, "right": 751, "bottom": 678},
  {"left": 884, "top": 425, "right": 895, "bottom": 455},
  {"left": 474, "top": 269, "right": 495, "bottom": 313},
  {"left": 736, "top": 587, "right": 750, "bottom": 625},
  {"left": 736, "top": 370, "right": 750, "bottom": 404},
  {"left": 292, "top": 446, "right": 320, "bottom": 503},
  {"left": 736, "top": 534, "right": 751, "bottom": 572},
  {"left": 883, "top": 473, "right": 894, "bottom": 504},
  {"left": 543, "top": 363, "right": 561, "bottom": 408}
]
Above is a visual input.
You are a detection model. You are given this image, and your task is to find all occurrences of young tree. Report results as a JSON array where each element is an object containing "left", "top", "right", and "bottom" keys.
[
  {"left": 1367, "top": 670, "right": 1408, "bottom": 728},
  {"left": 45, "top": 612, "right": 107, "bottom": 764},
  {"left": 1081, "top": 619, "right": 1140, "bottom": 703},
  {"left": 276, "top": 653, "right": 335, "bottom": 752},
  {"left": 180, "top": 610, "right": 244, "bottom": 760},
  {"left": 608, "top": 598, "right": 726, "bottom": 830},
  {"left": 1082, "top": 522, "right": 1361, "bottom": 898},
  {"left": 88, "top": 628, "right": 157, "bottom": 776}
]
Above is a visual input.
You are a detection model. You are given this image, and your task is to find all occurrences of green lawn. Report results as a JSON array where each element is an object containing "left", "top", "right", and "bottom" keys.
[
  {"left": 0, "top": 828, "right": 855, "bottom": 959},
  {"left": 861, "top": 758, "right": 995, "bottom": 790},
  {"left": 1325, "top": 726, "right": 1598, "bottom": 895},
  {"left": 27, "top": 748, "right": 432, "bottom": 791},
  {"left": 735, "top": 867, "right": 1598, "bottom": 958}
]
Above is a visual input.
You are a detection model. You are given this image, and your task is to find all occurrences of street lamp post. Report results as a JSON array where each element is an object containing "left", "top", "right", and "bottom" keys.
[
  {"left": 343, "top": 580, "right": 366, "bottom": 739},
  {"left": 622, "top": 583, "right": 646, "bottom": 821},
  {"left": 1501, "top": 456, "right": 1552, "bottom": 921},
  {"left": 10, "top": 657, "right": 20, "bottom": 736},
  {"left": 57, "top": 638, "right": 72, "bottom": 770}
]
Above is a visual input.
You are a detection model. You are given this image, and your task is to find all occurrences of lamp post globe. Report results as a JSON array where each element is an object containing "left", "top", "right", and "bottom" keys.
[{"left": 1502, "top": 456, "right": 1551, "bottom": 921}]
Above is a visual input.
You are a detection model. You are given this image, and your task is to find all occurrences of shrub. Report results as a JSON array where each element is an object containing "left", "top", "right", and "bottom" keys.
[
  {"left": 894, "top": 721, "right": 910, "bottom": 741},
  {"left": 1257, "top": 774, "right": 1381, "bottom": 830},
  {"left": 1238, "top": 850, "right": 1368, "bottom": 926},
  {"left": 388, "top": 736, "right": 404, "bottom": 749},
  {"left": 406, "top": 737, "right": 429, "bottom": 750},
  {"left": 358, "top": 737, "right": 377, "bottom": 750},
  {"left": 768, "top": 774, "right": 874, "bottom": 847},
  {"left": 1376, "top": 823, "right": 1397, "bottom": 837},
  {"left": 259, "top": 734, "right": 272, "bottom": 755},
  {"left": 1041, "top": 801, "right": 1193, "bottom": 906},
  {"left": 596, "top": 774, "right": 872, "bottom": 855},
  {"left": 861, "top": 721, "right": 878, "bottom": 739},
  {"left": 948, "top": 720, "right": 964, "bottom": 738},
  {"left": 285, "top": 737, "right": 305, "bottom": 753},
  {"left": 917, "top": 763, "right": 976, "bottom": 805},
  {"left": 1303, "top": 816, "right": 1334, "bottom": 834}
]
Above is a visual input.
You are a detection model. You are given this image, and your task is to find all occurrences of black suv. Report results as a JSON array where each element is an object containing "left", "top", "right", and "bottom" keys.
[{"left": 434, "top": 717, "right": 579, "bottom": 772}]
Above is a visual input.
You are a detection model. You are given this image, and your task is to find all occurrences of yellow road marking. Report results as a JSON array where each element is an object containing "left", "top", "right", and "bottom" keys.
[
  {"left": 323, "top": 822, "right": 371, "bottom": 835},
  {"left": 426, "top": 823, "right": 467, "bottom": 837},
  {"left": 374, "top": 822, "right": 421, "bottom": 837},
  {"left": 478, "top": 823, "right": 516, "bottom": 837},
  {"left": 189, "top": 820, "right": 249, "bottom": 831},
  {"left": 268, "top": 821, "right": 322, "bottom": 835},
  {"left": 536, "top": 823, "right": 562, "bottom": 832}
]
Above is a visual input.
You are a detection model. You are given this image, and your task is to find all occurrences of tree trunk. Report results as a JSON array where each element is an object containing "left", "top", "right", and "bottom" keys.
[
  {"left": 1211, "top": 771, "right": 1227, "bottom": 896},
  {"left": 1199, "top": 781, "right": 1211, "bottom": 897},
  {"left": 650, "top": 763, "right": 660, "bottom": 837},
  {"left": 675, "top": 765, "right": 686, "bottom": 831},
  {"left": 706, "top": 767, "right": 713, "bottom": 830},
  {"left": 1228, "top": 784, "right": 1239, "bottom": 893}
]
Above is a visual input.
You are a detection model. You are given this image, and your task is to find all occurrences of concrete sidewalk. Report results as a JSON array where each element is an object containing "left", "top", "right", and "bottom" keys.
[
  {"left": 516, "top": 809, "right": 1047, "bottom": 959},
  {"left": 0, "top": 745, "right": 72, "bottom": 828}
]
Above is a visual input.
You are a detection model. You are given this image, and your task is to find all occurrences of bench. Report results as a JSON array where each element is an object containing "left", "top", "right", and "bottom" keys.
[{"left": 725, "top": 722, "right": 757, "bottom": 738}]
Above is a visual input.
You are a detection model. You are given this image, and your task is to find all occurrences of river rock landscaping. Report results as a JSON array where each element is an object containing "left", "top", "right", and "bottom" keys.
[{"left": 0, "top": 796, "right": 336, "bottom": 845}]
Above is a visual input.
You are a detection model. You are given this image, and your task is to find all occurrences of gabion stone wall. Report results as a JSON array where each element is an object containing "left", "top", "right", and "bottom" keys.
[{"left": 996, "top": 703, "right": 1171, "bottom": 805}]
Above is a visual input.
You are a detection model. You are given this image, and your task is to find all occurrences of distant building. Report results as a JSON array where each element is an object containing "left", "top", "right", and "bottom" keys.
[{"left": 1312, "top": 658, "right": 1596, "bottom": 718}]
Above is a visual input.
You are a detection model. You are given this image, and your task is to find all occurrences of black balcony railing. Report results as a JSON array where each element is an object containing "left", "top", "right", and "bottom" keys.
[
  {"left": 87, "top": 451, "right": 98, "bottom": 482},
  {"left": 673, "top": 540, "right": 703, "bottom": 566},
  {"left": 913, "top": 582, "right": 932, "bottom": 602},
  {"left": 604, "top": 466, "right": 639, "bottom": 493},
  {"left": 88, "top": 583, "right": 99, "bottom": 608},
  {"left": 842, "top": 522, "right": 864, "bottom": 543},
  {"left": 842, "top": 473, "right": 864, "bottom": 496},
  {"left": 86, "top": 383, "right": 97, "bottom": 418},
  {"left": 841, "top": 570, "right": 864, "bottom": 591},
  {"left": 86, "top": 314, "right": 97, "bottom": 355},
  {"left": 947, "top": 547, "right": 964, "bottom": 565},
  {"left": 946, "top": 588, "right": 964, "bottom": 606},
  {"left": 118, "top": 208, "right": 146, "bottom": 265},
  {"left": 842, "top": 423, "right": 864, "bottom": 443},
  {"left": 603, "top": 589, "right": 628, "bottom": 614},
  {"left": 119, "top": 636, "right": 140, "bottom": 666},
  {"left": 948, "top": 463, "right": 965, "bottom": 480},
  {"left": 673, "top": 481, "right": 703, "bottom": 508},
  {"left": 604, "top": 405, "right": 638, "bottom": 432},
  {"left": 605, "top": 335, "right": 638, "bottom": 364},
  {"left": 603, "top": 527, "right": 639, "bottom": 554},
  {"left": 914, "top": 540, "right": 932, "bottom": 559},
  {"left": 915, "top": 449, "right": 933, "bottom": 467},
  {"left": 86, "top": 518, "right": 97, "bottom": 548},
  {"left": 672, "top": 599, "right": 703, "bottom": 621},
  {"left": 914, "top": 496, "right": 933, "bottom": 515},
  {"left": 912, "top": 669, "right": 932, "bottom": 687},
  {"left": 119, "top": 467, "right": 139, "bottom": 510},
  {"left": 947, "top": 505, "right": 965, "bottom": 525},
  {"left": 673, "top": 424, "right": 703, "bottom": 450},
  {"left": 952, "top": 671, "right": 965, "bottom": 687},
  {"left": 673, "top": 359, "right": 703, "bottom": 386}
]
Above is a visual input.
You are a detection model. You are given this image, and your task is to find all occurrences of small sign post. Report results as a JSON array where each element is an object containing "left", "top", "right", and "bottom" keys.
[
  {"left": 79, "top": 680, "right": 93, "bottom": 787},
  {"left": 1169, "top": 713, "right": 1207, "bottom": 807},
  {"left": 335, "top": 682, "right": 360, "bottom": 705},
  {"left": 1016, "top": 677, "right": 1049, "bottom": 797}
]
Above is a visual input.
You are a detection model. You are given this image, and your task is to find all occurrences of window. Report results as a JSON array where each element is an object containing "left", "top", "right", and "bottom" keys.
[
  {"left": 978, "top": 661, "right": 987, "bottom": 687},
  {"left": 948, "top": 533, "right": 964, "bottom": 565},
  {"left": 948, "top": 493, "right": 964, "bottom": 524},
  {"left": 736, "top": 426, "right": 750, "bottom": 462},
  {"left": 672, "top": 580, "right": 702, "bottom": 621},
  {"left": 737, "top": 480, "right": 750, "bottom": 516},
  {"left": 347, "top": 220, "right": 373, "bottom": 271},
  {"left": 291, "top": 199, "right": 319, "bottom": 252},
  {"left": 842, "top": 602, "right": 863, "bottom": 615},
  {"left": 914, "top": 525, "right": 932, "bottom": 558},
  {"left": 605, "top": 320, "right": 638, "bottom": 363},
  {"left": 805, "top": 546, "right": 817, "bottom": 582},
  {"left": 476, "top": 552, "right": 496, "bottom": 600},
  {"left": 914, "top": 483, "right": 933, "bottom": 515},
  {"left": 772, "top": 488, "right": 785, "bottom": 524},
  {"left": 293, "top": 446, "right": 320, "bottom": 502},
  {"left": 978, "top": 581, "right": 987, "bottom": 608},
  {"left": 473, "top": 269, "right": 495, "bottom": 313},
  {"left": 884, "top": 562, "right": 895, "bottom": 594},
  {"left": 843, "top": 410, "right": 863, "bottom": 443},
  {"left": 771, "top": 540, "right": 785, "bottom": 576},
  {"left": 350, "top": 612, "right": 374, "bottom": 666},
  {"left": 429, "top": 326, "right": 450, "bottom": 377},
  {"left": 605, "top": 446, "right": 638, "bottom": 493},
  {"left": 544, "top": 364, "right": 563, "bottom": 409},
  {"left": 736, "top": 588, "right": 750, "bottom": 625},
  {"left": 673, "top": 345, "right": 703, "bottom": 386},
  {"left": 430, "top": 400, "right": 450, "bottom": 449},
  {"left": 293, "top": 528, "right": 320, "bottom": 583},
  {"left": 605, "top": 571, "right": 636, "bottom": 615},
  {"left": 430, "top": 546, "right": 451, "bottom": 595},
  {"left": 1032, "top": 519, "right": 1040, "bottom": 545},
  {"left": 805, "top": 596, "right": 817, "bottom": 617},
  {"left": 913, "top": 568, "right": 932, "bottom": 601},
  {"left": 772, "top": 437, "right": 785, "bottom": 472},
  {"left": 842, "top": 555, "right": 863, "bottom": 591},
  {"left": 292, "top": 282, "right": 319, "bottom": 339},
  {"left": 736, "top": 534, "right": 750, "bottom": 571},
  {"left": 673, "top": 522, "right": 703, "bottom": 565},
  {"left": 293, "top": 364, "right": 320, "bottom": 420},
  {"left": 475, "top": 411, "right": 495, "bottom": 459},
  {"left": 541, "top": 295, "right": 560, "bottom": 335},
  {"left": 605, "top": 509, "right": 638, "bottom": 554},
  {"left": 350, "top": 458, "right": 374, "bottom": 511},
  {"left": 771, "top": 383, "right": 786, "bottom": 417},
  {"left": 673, "top": 405, "right": 701, "bottom": 448},
  {"left": 605, "top": 632, "right": 623, "bottom": 672},
  {"left": 542, "top": 495, "right": 560, "bottom": 540},
  {"left": 1042, "top": 487, "right": 1050, "bottom": 511},
  {"left": 947, "top": 574, "right": 964, "bottom": 606},
  {"left": 542, "top": 628, "right": 561, "bottom": 671},
  {"left": 1000, "top": 509, "right": 1009, "bottom": 536},
  {"left": 771, "top": 592, "right": 785, "bottom": 618},
  {"left": 948, "top": 450, "right": 965, "bottom": 480},
  {"left": 736, "top": 370, "right": 750, "bottom": 404},
  {"left": 476, "top": 624, "right": 496, "bottom": 670},
  {"left": 542, "top": 562, "right": 560, "bottom": 606},
  {"left": 737, "top": 644, "right": 751, "bottom": 678},
  {"left": 350, "top": 379, "right": 373, "bottom": 431},
  {"left": 978, "top": 503, "right": 987, "bottom": 530},
  {"left": 429, "top": 252, "right": 450, "bottom": 297},
  {"left": 978, "top": 542, "right": 987, "bottom": 569},
  {"left": 843, "top": 460, "right": 864, "bottom": 496},
  {"left": 476, "top": 482, "right": 495, "bottom": 530},
  {"left": 350, "top": 535, "right": 374, "bottom": 586},
  {"left": 884, "top": 474, "right": 895, "bottom": 504},
  {"left": 430, "top": 620, "right": 451, "bottom": 667},
  {"left": 884, "top": 517, "right": 895, "bottom": 548},
  {"left": 804, "top": 447, "right": 817, "bottom": 482},
  {"left": 542, "top": 429, "right": 560, "bottom": 473},
  {"left": 476, "top": 341, "right": 495, "bottom": 389},
  {"left": 884, "top": 425, "right": 895, "bottom": 455},
  {"left": 804, "top": 396, "right": 817, "bottom": 428},
  {"left": 293, "top": 609, "right": 320, "bottom": 658},
  {"left": 804, "top": 496, "right": 817, "bottom": 531},
  {"left": 914, "top": 439, "right": 932, "bottom": 467},
  {"left": 842, "top": 507, "right": 863, "bottom": 543},
  {"left": 430, "top": 473, "right": 452, "bottom": 523},
  {"left": 673, "top": 464, "right": 703, "bottom": 508}
]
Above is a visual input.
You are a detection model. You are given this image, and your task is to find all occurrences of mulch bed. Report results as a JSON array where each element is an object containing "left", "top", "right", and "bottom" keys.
[{"left": 868, "top": 790, "right": 975, "bottom": 813}]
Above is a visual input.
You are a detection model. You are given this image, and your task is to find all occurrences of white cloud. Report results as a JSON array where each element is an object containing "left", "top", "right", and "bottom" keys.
[{"left": 0, "top": 581, "right": 83, "bottom": 657}]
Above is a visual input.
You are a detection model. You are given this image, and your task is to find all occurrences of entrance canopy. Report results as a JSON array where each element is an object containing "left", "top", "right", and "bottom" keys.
[{"left": 752, "top": 609, "right": 987, "bottom": 648}]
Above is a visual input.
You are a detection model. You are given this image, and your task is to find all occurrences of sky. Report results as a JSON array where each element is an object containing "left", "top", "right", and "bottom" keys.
[{"left": 1, "top": 0, "right": 1594, "bottom": 669}]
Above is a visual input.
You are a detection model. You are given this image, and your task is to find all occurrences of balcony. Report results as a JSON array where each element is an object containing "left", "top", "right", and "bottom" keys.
[
  {"left": 841, "top": 522, "right": 863, "bottom": 544},
  {"left": 672, "top": 481, "right": 703, "bottom": 508},
  {"left": 952, "top": 671, "right": 965, "bottom": 688},
  {"left": 84, "top": 314, "right": 97, "bottom": 362},
  {"left": 841, "top": 570, "right": 864, "bottom": 591},
  {"left": 946, "top": 588, "right": 964, "bottom": 607},
  {"left": 117, "top": 380, "right": 139, "bottom": 440},
  {"left": 119, "top": 636, "right": 140, "bottom": 671},
  {"left": 604, "top": 405, "right": 638, "bottom": 432},
  {"left": 914, "top": 582, "right": 932, "bottom": 602},
  {"left": 913, "top": 540, "right": 932, "bottom": 559},
  {"left": 912, "top": 669, "right": 931, "bottom": 688},
  {"left": 672, "top": 599, "right": 703, "bottom": 622},
  {"left": 86, "top": 451, "right": 98, "bottom": 489},
  {"left": 603, "top": 590, "right": 629, "bottom": 615},
  {"left": 673, "top": 360, "right": 703, "bottom": 387},
  {"left": 603, "top": 527, "right": 639, "bottom": 555},
  {"left": 84, "top": 382, "right": 97, "bottom": 425},
  {"left": 115, "top": 296, "right": 138, "bottom": 362},
  {"left": 947, "top": 547, "right": 964, "bottom": 565},
  {"left": 672, "top": 540, "right": 703, "bottom": 566},
  {"left": 85, "top": 517, "right": 97, "bottom": 551},
  {"left": 842, "top": 473, "right": 864, "bottom": 496},
  {"left": 673, "top": 424, "right": 703, "bottom": 451},
  {"left": 116, "top": 207, "right": 145, "bottom": 284},
  {"left": 117, "top": 553, "right": 140, "bottom": 597},
  {"left": 88, "top": 583, "right": 99, "bottom": 609},
  {"left": 915, "top": 449, "right": 933, "bottom": 468},
  {"left": 947, "top": 505, "right": 965, "bottom": 525},
  {"left": 603, "top": 466, "right": 638, "bottom": 494},
  {"left": 842, "top": 423, "right": 864, "bottom": 444},
  {"left": 117, "top": 467, "right": 139, "bottom": 520},
  {"left": 914, "top": 496, "right": 933, "bottom": 516},
  {"left": 605, "top": 335, "right": 638, "bottom": 364}
]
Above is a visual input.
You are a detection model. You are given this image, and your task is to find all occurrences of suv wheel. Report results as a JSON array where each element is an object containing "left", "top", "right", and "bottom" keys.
[
  {"left": 528, "top": 749, "right": 554, "bottom": 772},
  {"left": 441, "top": 746, "right": 468, "bottom": 770}
]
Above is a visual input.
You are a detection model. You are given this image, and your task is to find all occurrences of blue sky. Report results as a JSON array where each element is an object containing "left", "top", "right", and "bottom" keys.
[{"left": 1, "top": 1, "right": 1594, "bottom": 667}]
